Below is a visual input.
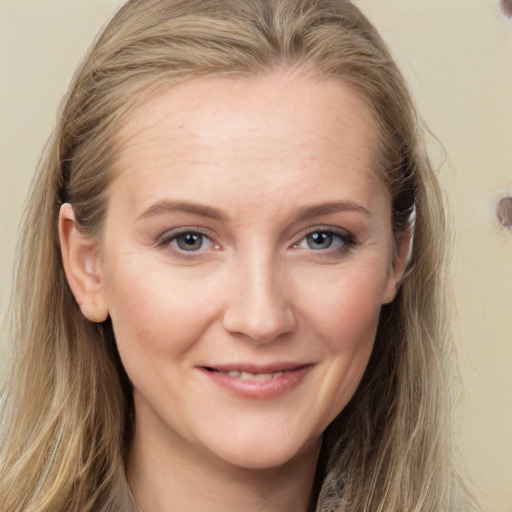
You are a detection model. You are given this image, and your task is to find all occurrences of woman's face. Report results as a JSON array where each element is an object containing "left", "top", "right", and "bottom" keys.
[{"left": 83, "top": 72, "right": 406, "bottom": 469}]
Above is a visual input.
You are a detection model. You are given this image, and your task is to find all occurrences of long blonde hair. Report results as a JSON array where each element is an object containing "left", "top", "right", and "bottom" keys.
[{"left": 1, "top": 1, "right": 477, "bottom": 510}]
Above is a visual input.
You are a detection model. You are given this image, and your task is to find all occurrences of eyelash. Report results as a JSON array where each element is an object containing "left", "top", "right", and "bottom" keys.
[
  {"left": 157, "top": 225, "right": 356, "bottom": 258},
  {"left": 157, "top": 227, "right": 219, "bottom": 258},
  {"left": 292, "top": 226, "right": 356, "bottom": 257}
]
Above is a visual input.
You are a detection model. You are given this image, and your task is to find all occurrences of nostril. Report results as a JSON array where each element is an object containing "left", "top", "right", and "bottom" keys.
[{"left": 500, "top": 0, "right": 512, "bottom": 18}]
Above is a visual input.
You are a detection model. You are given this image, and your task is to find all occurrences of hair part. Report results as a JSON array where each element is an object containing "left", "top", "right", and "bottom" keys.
[{"left": 1, "top": 1, "right": 478, "bottom": 510}]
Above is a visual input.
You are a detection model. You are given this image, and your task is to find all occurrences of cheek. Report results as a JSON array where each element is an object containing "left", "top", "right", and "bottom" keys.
[
  {"left": 102, "top": 255, "right": 220, "bottom": 366},
  {"left": 298, "top": 265, "right": 387, "bottom": 349},
  {"left": 295, "top": 266, "right": 386, "bottom": 414}
]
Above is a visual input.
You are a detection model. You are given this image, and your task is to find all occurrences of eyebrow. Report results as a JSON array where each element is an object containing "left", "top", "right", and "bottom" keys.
[
  {"left": 137, "top": 200, "right": 228, "bottom": 221},
  {"left": 136, "top": 199, "right": 371, "bottom": 222},
  {"left": 293, "top": 201, "right": 371, "bottom": 222}
]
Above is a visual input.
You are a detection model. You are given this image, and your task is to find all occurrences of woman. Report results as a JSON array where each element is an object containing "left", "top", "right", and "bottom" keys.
[{"left": 0, "top": 0, "right": 477, "bottom": 511}]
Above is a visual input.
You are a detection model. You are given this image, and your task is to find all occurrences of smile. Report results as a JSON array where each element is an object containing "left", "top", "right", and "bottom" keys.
[
  {"left": 199, "top": 364, "right": 312, "bottom": 399},
  {"left": 213, "top": 369, "right": 284, "bottom": 381}
]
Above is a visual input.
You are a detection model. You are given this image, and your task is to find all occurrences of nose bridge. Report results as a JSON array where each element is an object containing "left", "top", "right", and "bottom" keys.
[{"left": 222, "top": 246, "right": 296, "bottom": 343}]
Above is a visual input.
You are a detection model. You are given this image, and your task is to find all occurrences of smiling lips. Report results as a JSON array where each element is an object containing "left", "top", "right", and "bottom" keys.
[
  {"left": 218, "top": 369, "right": 284, "bottom": 381},
  {"left": 199, "top": 364, "right": 312, "bottom": 399}
]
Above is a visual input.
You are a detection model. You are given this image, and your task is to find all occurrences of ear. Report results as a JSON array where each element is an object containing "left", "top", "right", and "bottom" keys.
[
  {"left": 59, "top": 203, "right": 109, "bottom": 323},
  {"left": 381, "top": 227, "right": 413, "bottom": 305}
]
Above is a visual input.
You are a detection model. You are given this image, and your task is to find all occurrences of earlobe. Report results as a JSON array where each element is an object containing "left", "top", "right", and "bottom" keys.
[
  {"left": 59, "top": 203, "right": 109, "bottom": 323},
  {"left": 381, "top": 227, "right": 413, "bottom": 305}
]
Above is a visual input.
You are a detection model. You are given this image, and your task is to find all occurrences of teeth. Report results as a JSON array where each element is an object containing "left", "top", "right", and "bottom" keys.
[
  {"left": 253, "top": 373, "right": 273, "bottom": 381},
  {"left": 225, "top": 370, "right": 284, "bottom": 381}
]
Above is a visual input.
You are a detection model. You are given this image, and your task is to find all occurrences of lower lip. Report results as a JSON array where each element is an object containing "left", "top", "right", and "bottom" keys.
[{"left": 198, "top": 366, "right": 312, "bottom": 399}]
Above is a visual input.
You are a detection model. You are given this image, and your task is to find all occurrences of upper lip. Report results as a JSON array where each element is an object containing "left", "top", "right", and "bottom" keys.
[{"left": 199, "top": 362, "right": 312, "bottom": 374}]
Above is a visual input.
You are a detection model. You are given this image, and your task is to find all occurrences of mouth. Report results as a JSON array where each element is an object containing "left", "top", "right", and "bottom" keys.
[
  {"left": 202, "top": 367, "right": 289, "bottom": 382},
  {"left": 198, "top": 364, "right": 312, "bottom": 399}
]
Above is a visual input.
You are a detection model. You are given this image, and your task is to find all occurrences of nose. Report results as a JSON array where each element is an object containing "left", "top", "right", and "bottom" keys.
[{"left": 222, "top": 254, "right": 297, "bottom": 344}]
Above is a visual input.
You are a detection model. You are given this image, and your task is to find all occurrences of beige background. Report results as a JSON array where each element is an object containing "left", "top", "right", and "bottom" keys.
[{"left": 1, "top": 1, "right": 511, "bottom": 510}]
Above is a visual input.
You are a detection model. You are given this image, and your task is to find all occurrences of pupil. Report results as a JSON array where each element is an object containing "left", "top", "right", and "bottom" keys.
[
  {"left": 307, "top": 232, "right": 332, "bottom": 249},
  {"left": 177, "top": 233, "right": 203, "bottom": 251}
]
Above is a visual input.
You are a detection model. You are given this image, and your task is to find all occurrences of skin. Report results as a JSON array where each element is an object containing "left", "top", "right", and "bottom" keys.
[{"left": 60, "top": 70, "right": 410, "bottom": 512}]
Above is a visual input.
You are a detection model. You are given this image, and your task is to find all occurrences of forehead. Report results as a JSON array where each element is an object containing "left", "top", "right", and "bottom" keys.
[
  {"left": 116, "top": 71, "right": 377, "bottom": 153},
  {"left": 110, "top": 71, "right": 386, "bottom": 215}
]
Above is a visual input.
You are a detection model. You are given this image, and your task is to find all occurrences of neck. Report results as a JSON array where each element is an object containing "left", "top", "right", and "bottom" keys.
[{"left": 126, "top": 402, "right": 320, "bottom": 512}]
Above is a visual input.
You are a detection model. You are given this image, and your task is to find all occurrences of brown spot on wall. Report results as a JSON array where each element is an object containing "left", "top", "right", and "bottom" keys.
[
  {"left": 500, "top": 0, "right": 512, "bottom": 18},
  {"left": 497, "top": 197, "right": 512, "bottom": 228}
]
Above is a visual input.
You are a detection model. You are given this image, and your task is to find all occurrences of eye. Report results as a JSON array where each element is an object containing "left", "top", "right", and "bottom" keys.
[
  {"left": 158, "top": 228, "right": 218, "bottom": 254},
  {"left": 305, "top": 231, "right": 335, "bottom": 250},
  {"left": 294, "top": 227, "right": 355, "bottom": 253},
  {"left": 173, "top": 232, "right": 210, "bottom": 252}
]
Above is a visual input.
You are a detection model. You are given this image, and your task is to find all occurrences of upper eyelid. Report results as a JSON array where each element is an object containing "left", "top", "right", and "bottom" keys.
[
  {"left": 293, "top": 225, "right": 354, "bottom": 242},
  {"left": 156, "top": 226, "right": 217, "bottom": 245}
]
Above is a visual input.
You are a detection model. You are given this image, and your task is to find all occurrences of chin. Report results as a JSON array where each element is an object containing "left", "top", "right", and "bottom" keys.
[{"left": 207, "top": 433, "right": 321, "bottom": 471}]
